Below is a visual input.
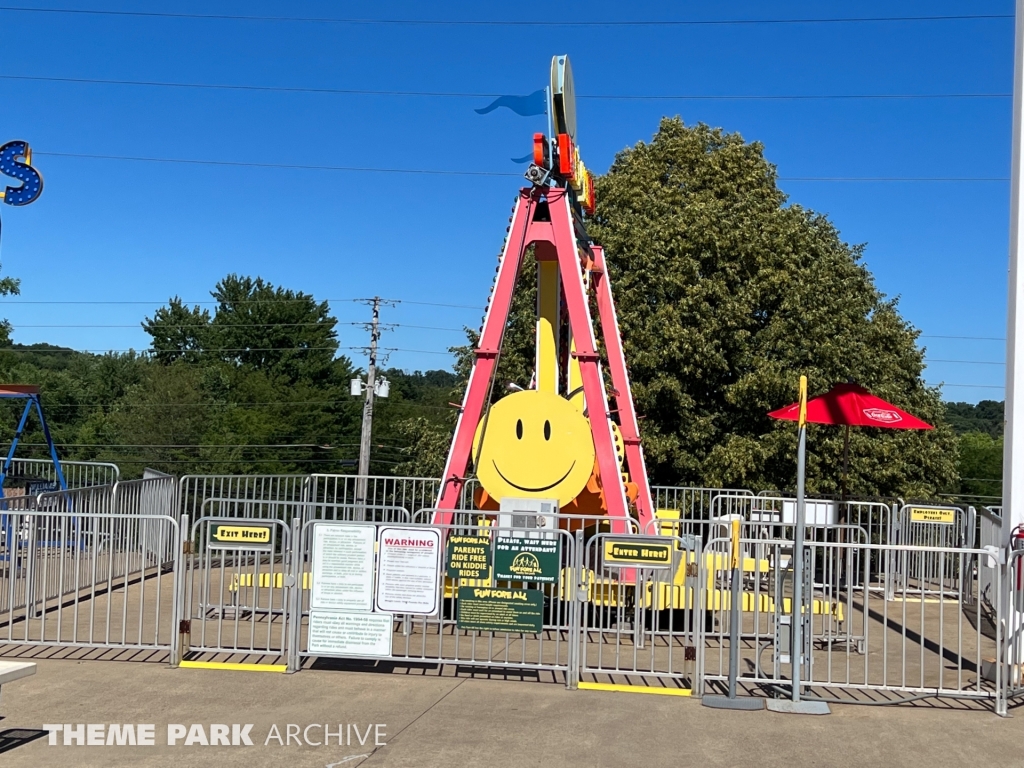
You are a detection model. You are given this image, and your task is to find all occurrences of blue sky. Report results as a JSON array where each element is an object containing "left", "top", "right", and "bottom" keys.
[{"left": 0, "top": 0, "right": 1014, "bottom": 403}]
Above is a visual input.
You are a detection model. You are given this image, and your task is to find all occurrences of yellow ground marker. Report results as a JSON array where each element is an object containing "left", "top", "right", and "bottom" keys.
[
  {"left": 578, "top": 681, "right": 692, "bottom": 697},
  {"left": 179, "top": 661, "right": 287, "bottom": 673}
]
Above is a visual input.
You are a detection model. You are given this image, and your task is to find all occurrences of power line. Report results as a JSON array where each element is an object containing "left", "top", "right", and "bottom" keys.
[
  {"left": 33, "top": 151, "right": 1010, "bottom": 183},
  {"left": 0, "top": 74, "right": 1009, "bottom": 102},
  {"left": 0, "top": 297, "right": 482, "bottom": 309},
  {"left": 36, "top": 151, "right": 519, "bottom": 178},
  {"left": 922, "top": 334, "right": 1006, "bottom": 341},
  {"left": 927, "top": 358, "right": 1005, "bottom": 365},
  {"left": 939, "top": 383, "right": 1005, "bottom": 389},
  {"left": 0, "top": 8, "right": 1009, "bottom": 26},
  {"left": 7, "top": 322, "right": 466, "bottom": 331}
]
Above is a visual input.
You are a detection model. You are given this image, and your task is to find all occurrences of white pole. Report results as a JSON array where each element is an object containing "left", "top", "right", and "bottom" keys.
[{"left": 1004, "top": 0, "right": 1024, "bottom": 548}]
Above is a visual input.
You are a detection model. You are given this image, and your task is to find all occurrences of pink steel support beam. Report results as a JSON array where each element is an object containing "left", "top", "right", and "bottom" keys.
[
  {"left": 546, "top": 190, "right": 632, "bottom": 535},
  {"left": 592, "top": 246, "right": 655, "bottom": 530},
  {"left": 433, "top": 190, "right": 536, "bottom": 524},
  {"left": 433, "top": 186, "right": 645, "bottom": 538}
]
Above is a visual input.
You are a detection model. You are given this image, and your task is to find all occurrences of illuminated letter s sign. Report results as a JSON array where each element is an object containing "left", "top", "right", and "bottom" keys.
[{"left": 0, "top": 141, "right": 43, "bottom": 206}]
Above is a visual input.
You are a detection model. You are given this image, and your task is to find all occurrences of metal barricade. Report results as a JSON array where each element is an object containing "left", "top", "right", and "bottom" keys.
[
  {"left": 287, "top": 518, "right": 577, "bottom": 682},
  {"left": 7, "top": 458, "right": 120, "bottom": 489},
  {"left": 112, "top": 476, "right": 179, "bottom": 571},
  {"left": 577, "top": 531, "right": 703, "bottom": 692},
  {"left": 0, "top": 507, "right": 180, "bottom": 654},
  {"left": 179, "top": 474, "right": 307, "bottom": 527},
  {"left": 702, "top": 533, "right": 998, "bottom": 705},
  {"left": 891, "top": 504, "right": 972, "bottom": 599},
  {"left": 1000, "top": 548, "right": 1024, "bottom": 715},
  {"left": 653, "top": 485, "right": 754, "bottom": 518},
  {"left": 179, "top": 508, "right": 292, "bottom": 658}
]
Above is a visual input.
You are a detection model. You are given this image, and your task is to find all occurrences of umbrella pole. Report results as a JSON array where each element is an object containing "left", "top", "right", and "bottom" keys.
[
  {"left": 792, "top": 377, "right": 808, "bottom": 703},
  {"left": 841, "top": 424, "right": 850, "bottom": 502}
]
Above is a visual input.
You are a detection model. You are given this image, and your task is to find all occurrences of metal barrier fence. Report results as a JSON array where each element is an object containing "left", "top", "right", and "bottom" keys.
[
  {"left": 1, "top": 470, "right": 1017, "bottom": 713},
  {"left": 286, "top": 517, "right": 578, "bottom": 680},
  {"left": 6, "top": 458, "right": 120, "bottom": 490},
  {"left": 577, "top": 530, "right": 702, "bottom": 691},
  {"left": 1000, "top": 548, "right": 1024, "bottom": 715},
  {"left": 180, "top": 511, "right": 292, "bottom": 658},
  {"left": 0, "top": 508, "right": 180, "bottom": 652},
  {"left": 653, "top": 486, "right": 753, "bottom": 517},
  {"left": 179, "top": 474, "right": 308, "bottom": 527},
  {"left": 702, "top": 532, "right": 998, "bottom": 704},
  {"left": 890, "top": 504, "right": 973, "bottom": 599}
]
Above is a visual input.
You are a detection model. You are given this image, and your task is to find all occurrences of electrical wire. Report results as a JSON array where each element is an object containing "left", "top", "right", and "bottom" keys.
[
  {"left": 0, "top": 8, "right": 1009, "bottom": 26},
  {"left": 0, "top": 74, "right": 1009, "bottom": 102},
  {"left": 35, "top": 151, "right": 519, "bottom": 178},
  {"left": 34, "top": 151, "right": 1008, "bottom": 182}
]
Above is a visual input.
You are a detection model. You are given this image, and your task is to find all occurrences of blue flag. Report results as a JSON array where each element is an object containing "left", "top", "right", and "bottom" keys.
[
  {"left": 475, "top": 90, "right": 547, "bottom": 117},
  {"left": 510, "top": 153, "right": 533, "bottom": 164}
]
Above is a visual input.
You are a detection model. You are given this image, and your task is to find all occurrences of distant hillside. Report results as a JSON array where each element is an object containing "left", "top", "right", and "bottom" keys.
[{"left": 945, "top": 400, "right": 1003, "bottom": 437}]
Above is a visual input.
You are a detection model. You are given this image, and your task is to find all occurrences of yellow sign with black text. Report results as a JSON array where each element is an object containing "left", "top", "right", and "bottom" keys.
[
  {"left": 909, "top": 508, "right": 956, "bottom": 525},
  {"left": 209, "top": 523, "right": 275, "bottom": 551},
  {"left": 603, "top": 538, "right": 673, "bottom": 569}
]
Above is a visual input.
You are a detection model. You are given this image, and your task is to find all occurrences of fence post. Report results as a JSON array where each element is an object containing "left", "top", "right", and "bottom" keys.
[
  {"left": 170, "top": 513, "right": 189, "bottom": 668},
  {"left": 287, "top": 516, "right": 302, "bottom": 674},
  {"left": 568, "top": 528, "right": 584, "bottom": 690}
]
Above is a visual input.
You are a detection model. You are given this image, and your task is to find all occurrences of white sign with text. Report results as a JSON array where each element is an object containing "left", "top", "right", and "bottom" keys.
[{"left": 374, "top": 526, "right": 441, "bottom": 615}]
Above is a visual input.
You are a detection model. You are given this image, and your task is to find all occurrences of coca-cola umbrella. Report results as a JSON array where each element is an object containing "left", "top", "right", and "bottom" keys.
[{"left": 768, "top": 382, "right": 933, "bottom": 496}]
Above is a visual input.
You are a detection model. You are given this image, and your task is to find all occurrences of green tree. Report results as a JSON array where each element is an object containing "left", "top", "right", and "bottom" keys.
[
  {"left": 142, "top": 299, "right": 212, "bottom": 364},
  {"left": 586, "top": 118, "right": 957, "bottom": 496},
  {"left": 450, "top": 118, "right": 959, "bottom": 497},
  {"left": 958, "top": 431, "right": 1002, "bottom": 499},
  {"left": 945, "top": 400, "right": 1003, "bottom": 437}
]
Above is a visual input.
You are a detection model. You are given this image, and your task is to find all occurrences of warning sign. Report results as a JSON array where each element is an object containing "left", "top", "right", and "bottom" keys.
[
  {"left": 602, "top": 538, "right": 673, "bottom": 568},
  {"left": 910, "top": 508, "right": 956, "bottom": 525},
  {"left": 446, "top": 535, "right": 491, "bottom": 580},
  {"left": 375, "top": 526, "right": 441, "bottom": 615},
  {"left": 208, "top": 523, "right": 274, "bottom": 551},
  {"left": 456, "top": 587, "right": 544, "bottom": 634}
]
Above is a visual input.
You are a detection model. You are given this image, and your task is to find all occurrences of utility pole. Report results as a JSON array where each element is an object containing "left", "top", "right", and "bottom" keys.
[{"left": 355, "top": 296, "right": 381, "bottom": 508}]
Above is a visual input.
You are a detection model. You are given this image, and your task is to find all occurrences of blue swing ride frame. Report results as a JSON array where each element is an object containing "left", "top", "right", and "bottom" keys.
[{"left": 0, "top": 386, "right": 69, "bottom": 559}]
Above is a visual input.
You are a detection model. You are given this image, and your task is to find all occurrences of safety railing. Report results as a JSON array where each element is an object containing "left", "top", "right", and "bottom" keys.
[
  {"left": 653, "top": 486, "right": 754, "bottom": 517},
  {"left": 6, "top": 458, "right": 120, "bottom": 490},
  {"left": 1000, "top": 547, "right": 1024, "bottom": 714},
  {"left": 702, "top": 533, "right": 998, "bottom": 704},
  {"left": 0, "top": 508, "right": 180, "bottom": 654},
  {"left": 286, "top": 518, "right": 578, "bottom": 681},
  {"left": 577, "top": 530, "right": 703, "bottom": 692}
]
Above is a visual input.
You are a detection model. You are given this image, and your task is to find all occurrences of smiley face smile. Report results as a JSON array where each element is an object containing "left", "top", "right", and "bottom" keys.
[{"left": 492, "top": 460, "right": 577, "bottom": 493}]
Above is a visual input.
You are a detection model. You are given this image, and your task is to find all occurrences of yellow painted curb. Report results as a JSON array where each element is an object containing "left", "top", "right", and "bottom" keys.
[
  {"left": 578, "top": 682, "right": 692, "bottom": 697},
  {"left": 179, "top": 661, "right": 287, "bottom": 673}
]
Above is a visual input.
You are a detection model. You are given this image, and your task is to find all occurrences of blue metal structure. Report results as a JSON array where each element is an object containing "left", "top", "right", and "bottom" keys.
[{"left": 0, "top": 385, "right": 67, "bottom": 497}]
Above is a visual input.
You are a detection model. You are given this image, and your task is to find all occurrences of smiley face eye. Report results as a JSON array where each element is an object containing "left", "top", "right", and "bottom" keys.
[
  {"left": 516, "top": 419, "right": 523, "bottom": 439},
  {"left": 544, "top": 420, "right": 551, "bottom": 440}
]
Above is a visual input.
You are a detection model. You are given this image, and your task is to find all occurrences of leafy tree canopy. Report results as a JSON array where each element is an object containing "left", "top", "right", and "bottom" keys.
[{"left": 586, "top": 118, "right": 958, "bottom": 497}]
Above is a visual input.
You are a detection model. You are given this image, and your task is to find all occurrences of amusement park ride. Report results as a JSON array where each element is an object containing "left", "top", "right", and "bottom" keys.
[{"left": 433, "top": 55, "right": 653, "bottom": 535}]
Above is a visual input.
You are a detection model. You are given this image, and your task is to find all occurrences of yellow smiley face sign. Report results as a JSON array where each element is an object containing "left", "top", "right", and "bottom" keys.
[{"left": 473, "top": 390, "right": 596, "bottom": 507}]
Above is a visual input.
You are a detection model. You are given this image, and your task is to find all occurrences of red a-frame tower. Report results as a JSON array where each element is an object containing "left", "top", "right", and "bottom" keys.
[
  {"left": 433, "top": 55, "right": 653, "bottom": 533},
  {"left": 432, "top": 186, "right": 654, "bottom": 533}
]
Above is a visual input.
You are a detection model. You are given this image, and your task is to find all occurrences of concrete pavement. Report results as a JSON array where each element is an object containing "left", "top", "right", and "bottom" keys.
[{"left": 0, "top": 658, "right": 1021, "bottom": 767}]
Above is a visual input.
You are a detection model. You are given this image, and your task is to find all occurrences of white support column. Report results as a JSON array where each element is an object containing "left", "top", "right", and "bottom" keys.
[{"left": 1004, "top": 0, "right": 1024, "bottom": 547}]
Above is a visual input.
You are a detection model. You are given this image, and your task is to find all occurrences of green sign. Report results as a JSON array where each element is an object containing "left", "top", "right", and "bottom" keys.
[
  {"left": 446, "top": 534, "right": 491, "bottom": 580},
  {"left": 208, "top": 522, "right": 275, "bottom": 551},
  {"left": 494, "top": 536, "right": 560, "bottom": 583},
  {"left": 457, "top": 587, "right": 544, "bottom": 634}
]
